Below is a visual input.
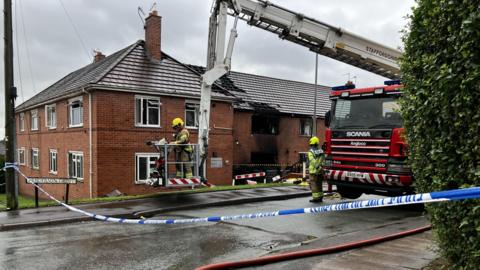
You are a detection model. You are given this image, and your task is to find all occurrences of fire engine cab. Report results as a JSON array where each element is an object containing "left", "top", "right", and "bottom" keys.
[{"left": 323, "top": 80, "right": 413, "bottom": 198}]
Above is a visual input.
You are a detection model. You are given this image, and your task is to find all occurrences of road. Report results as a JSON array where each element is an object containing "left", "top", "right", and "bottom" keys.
[{"left": 0, "top": 195, "right": 428, "bottom": 270}]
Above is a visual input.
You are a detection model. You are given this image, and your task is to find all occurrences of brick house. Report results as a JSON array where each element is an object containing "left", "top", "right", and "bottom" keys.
[{"left": 15, "top": 11, "right": 330, "bottom": 199}]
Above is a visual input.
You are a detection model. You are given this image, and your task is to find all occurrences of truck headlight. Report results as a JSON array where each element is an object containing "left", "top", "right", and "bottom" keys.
[{"left": 387, "top": 164, "right": 411, "bottom": 173}]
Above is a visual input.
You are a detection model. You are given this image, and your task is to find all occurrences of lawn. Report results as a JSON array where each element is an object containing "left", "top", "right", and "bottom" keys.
[{"left": 0, "top": 182, "right": 294, "bottom": 211}]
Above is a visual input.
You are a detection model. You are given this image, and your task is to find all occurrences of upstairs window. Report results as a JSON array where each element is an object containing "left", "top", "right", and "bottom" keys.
[
  {"left": 251, "top": 115, "right": 279, "bottom": 135},
  {"left": 31, "top": 109, "right": 39, "bottom": 131},
  {"left": 68, "top": 97, "right": 83, "bottom": 127},
  {"left": 45, "top": 104, "right": 56, "bottom": 129},
  {"left": 31, "top": 148, "right": 39, "bottom": 169},
  {"left": 19, "top": 113, "right": 25, "bottom": 132},
  {"left": 135, "top": 96, "right": 160, "bottom": 127},
  {"left": 185, "top": 102, "right": 199, "bottom": 128},
  {"left": 300, "top": 118, "right": 313, "bottom": 136}
]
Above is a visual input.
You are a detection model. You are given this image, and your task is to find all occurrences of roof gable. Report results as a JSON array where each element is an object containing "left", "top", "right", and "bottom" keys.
[{"left": 16, "top": 41, "right": 232, "bottom": 111}]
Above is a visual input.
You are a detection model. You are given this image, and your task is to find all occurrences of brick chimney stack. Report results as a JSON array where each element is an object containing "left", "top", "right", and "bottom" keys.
[
  {"left": 93, "top": 51, "right": 105, "bottom": 63},
  {"left": 145, "top": 10, "right": 162, "bottom": 61}
]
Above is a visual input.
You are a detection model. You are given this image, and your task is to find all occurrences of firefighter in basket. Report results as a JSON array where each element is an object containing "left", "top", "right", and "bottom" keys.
[{"left": 171, "top": 118, "right": 193, "bottom": 178}]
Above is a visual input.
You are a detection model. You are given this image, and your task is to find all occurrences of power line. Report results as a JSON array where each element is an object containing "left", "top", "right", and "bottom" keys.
[
  {"left": 58, "top": 0, "right": 91, "bottom": 61},
  {"left": 18, "top": 0, "right": 37, "bottom": 95},
  {"left": 14, "top": 0, "right": 24, "bottom": 102}
]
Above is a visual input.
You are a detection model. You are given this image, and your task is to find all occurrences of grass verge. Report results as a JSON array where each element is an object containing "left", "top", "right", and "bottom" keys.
[{"left": 0, "top": 183, "right": 295, "bottom": 211}]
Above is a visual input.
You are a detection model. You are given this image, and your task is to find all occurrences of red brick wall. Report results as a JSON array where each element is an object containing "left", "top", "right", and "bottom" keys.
[
  {"left": 94, "top": 90, "right": 233, "bottom": 196},
  {"left": 233, "top": 111, "right": 326, "bottom": 166},
  {"left": 16, "top": 91, "right": 235, "bottom": 199},
  {"left": 17, "top": 94, "right": 92, "bottom": 200},
  {"left": 15, "top": 90, "right": 325, "bottom": 199}
]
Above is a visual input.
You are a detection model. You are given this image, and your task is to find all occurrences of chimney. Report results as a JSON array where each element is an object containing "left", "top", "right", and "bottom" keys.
[
  {"left": 93, "top": 50, "right": 105, "bottom": 63},
  {"left": 145, "top": 10, "right": 162, "bottom": 61}
]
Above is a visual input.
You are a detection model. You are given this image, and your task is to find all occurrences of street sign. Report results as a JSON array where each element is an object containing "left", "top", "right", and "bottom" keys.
[{"left": 26, "top": 178, "right": 77, "bottom": 184}]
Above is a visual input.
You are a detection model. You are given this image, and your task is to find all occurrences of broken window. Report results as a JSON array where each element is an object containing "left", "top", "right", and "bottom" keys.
[
  {"left": 135, "top": 95, "right": 161, "bottom": 127},
  {"left": 68, "top": 97, "right": 83, "bottom": 127},
  {"left": 251, "top": 115, "right": 279, "bottom": 135},
  {"left": 135, "top": 153, "right": 160, "bottom": 183}
]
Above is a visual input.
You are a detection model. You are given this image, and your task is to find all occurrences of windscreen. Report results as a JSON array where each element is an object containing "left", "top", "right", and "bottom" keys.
[{"left": 331, "top": 96, "right": 402, "bottom": 129}]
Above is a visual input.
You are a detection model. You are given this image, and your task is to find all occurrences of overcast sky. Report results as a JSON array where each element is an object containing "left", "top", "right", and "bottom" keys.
[{"left": 0, "top": 0, "right": 415, "bottom": 139}]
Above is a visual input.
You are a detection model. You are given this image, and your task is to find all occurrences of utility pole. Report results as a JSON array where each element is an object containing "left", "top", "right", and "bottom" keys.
[
  {"left": 4, "top": 0, "right": 19, "bottom": 210},
  {"left": 312, "top": 53, "right": 318, "bottom": 136}
]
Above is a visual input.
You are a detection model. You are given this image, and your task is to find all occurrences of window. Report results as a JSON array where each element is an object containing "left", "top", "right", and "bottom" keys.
[
  {"left": 17, "top": 148, "right": 25, "bottom": 165},
  {"left": 68, "top": 97, "right": 83, "bottom": 127},
  {"left": 31, "top": 109, "right": 39, "bottom": 131},
  {"left": 331, "top": 97, "right": 402, "bottom": 129},
  {"left": 19, "top": 113, "right": 25, "bottom": 132},
  {"left": 300, "top": 118, "right": 313, "bottom": 136},
  {"left": 31, "top": 148, "right": 39, "bottom": 169},
  {"left": 68, "top": 152, "right": 83, "bottom": 179},
  {"left": 45, "top": 104, "right": 56, "bottom": 129},
  {"left": 251, "top": 115, "right": 279, "bottom": 135},
  {"left": 185, "top": 102, "right": 199, "bottom": 128},
  {"left": 135, "top": 153, "right": 160, "bottom": 183},
  {"left": 49, "top": 149, "right": 58, "bottom": 174},
  {"left": 135, "top": 96, "right": 160, "bottom": 127}
]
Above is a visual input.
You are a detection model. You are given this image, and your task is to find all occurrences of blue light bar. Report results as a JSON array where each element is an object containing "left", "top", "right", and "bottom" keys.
[
  {"left": 384, "top": 80, "right": 401, "bottom": 86},
  {"left": 332, "top": 84, "right": 356, "bottom": 91}
]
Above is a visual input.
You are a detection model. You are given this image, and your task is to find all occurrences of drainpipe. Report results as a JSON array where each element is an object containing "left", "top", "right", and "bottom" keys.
[{"left": 82, "top": 88, "right": 93, "bottom": 198}]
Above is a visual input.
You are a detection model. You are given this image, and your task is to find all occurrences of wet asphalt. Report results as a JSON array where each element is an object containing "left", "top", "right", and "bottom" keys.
[{"left": 0, "top": 195, "right": 431, "bottom": 270}]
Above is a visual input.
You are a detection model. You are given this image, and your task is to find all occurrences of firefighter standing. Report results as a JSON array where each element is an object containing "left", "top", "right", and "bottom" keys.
[
  {"left": 171, "top": 118, "right": 193, "bottom": 178},
  {"left": 308, "top": 136, "right": 324, "bottom": 203}
]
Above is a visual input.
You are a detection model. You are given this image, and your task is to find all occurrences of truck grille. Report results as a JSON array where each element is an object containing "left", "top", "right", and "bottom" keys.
[{"left": 330, "top": 132, "right": 391, "bottom": 172}]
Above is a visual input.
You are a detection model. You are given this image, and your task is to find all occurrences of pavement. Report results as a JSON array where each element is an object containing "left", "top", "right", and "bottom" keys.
[{"left": 0, "top": 185, "right": 439, "bottom": 269}]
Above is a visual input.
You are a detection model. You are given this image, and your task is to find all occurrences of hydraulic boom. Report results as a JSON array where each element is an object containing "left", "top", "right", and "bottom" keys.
[{"left": 198, "top": 0, "right": 402, "bottom": 178}]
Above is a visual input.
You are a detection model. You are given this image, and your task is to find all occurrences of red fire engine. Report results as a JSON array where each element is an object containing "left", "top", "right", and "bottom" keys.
[{"left": 323, "top": 80, "right": 412, "bottom": 198}]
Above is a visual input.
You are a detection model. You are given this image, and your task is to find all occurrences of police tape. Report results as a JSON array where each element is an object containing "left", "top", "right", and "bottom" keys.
[{"left": 5, "top": 165, "right": 480, "bottom": 225}]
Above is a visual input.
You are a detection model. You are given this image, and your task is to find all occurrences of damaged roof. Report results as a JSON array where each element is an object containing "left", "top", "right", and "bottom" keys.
[
  {"left": 17, "top": 40, "right": 331, "bottom": 117},
  {"left": 189, "top": 65, "right": 331, "bottom": 117}
]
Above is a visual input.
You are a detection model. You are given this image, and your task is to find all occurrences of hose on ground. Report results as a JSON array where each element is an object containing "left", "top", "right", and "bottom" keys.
[{"left": 196, "top": 225, "right": 432, "bottom": 270}]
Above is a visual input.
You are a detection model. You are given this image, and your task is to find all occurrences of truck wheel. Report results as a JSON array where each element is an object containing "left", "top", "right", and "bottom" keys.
[{"left": 337, "top": 186, "right": 363, "bottom": 199}]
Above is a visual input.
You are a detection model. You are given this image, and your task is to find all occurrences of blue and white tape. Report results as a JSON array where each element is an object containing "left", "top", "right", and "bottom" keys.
[{"left": 6, "top": 166, "right": 480, "bottom": 225}]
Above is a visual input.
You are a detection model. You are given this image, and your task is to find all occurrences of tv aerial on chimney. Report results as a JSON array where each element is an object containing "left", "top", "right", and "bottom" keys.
[{"left": 138, "top": 2, "right": 158, "bottom": 27}]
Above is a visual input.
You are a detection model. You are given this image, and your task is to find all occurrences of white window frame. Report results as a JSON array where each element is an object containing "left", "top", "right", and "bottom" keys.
[
  {"left": 31, "top": 109, "right": 39, "bottom": 131},
  {"left": 19, "top": 113, "right": 25, "bottom": 132},
  {"left": 185, "top": 100, "right": 200, "bottom": 129},
  {"left": 17, "top": 148, "right": 25, "bottom": 165},
  {"left": 300, "top": 118, "right": 313, "bottom": 136},
  {"left": 45, "top": 104, "right": 57, "bottom": 129},
  {"left": 68, "top": 96, "right": 83, "bottom": 128},
  {"left": 31, "top": 148, "right": 39, "bottom": 169},
  {"left": 68, "top": 151, "right": 84, "bottom": 180},
  {"left": 135, "top": 95, "right": 161, "bottom": 128},
  {"left": 49, "top": 149, "right": 58, "bottom": 174},
  {"left": 135, "top": 153, "right": 160, "bottom": 184}
]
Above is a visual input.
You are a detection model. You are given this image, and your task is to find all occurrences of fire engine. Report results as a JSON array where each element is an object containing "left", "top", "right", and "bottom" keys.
[
  {"left": 323, "top": 80, "right": 413, "bottom": 199},
  {"left": 197, "top": 0, "right": 408, "bottom": 197}
]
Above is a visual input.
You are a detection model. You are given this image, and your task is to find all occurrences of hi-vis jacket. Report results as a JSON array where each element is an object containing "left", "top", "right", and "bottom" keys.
[{"left": 308, "top": 147, "right": 324, "bottom": 175}]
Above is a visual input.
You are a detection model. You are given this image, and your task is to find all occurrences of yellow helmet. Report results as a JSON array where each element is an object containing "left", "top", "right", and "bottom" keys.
[
  {"left": 309, "top": 136, "right": 320, "bottom": 145},
  {"left": 172, "top": 117, "right": 184, "bottom": 127}
]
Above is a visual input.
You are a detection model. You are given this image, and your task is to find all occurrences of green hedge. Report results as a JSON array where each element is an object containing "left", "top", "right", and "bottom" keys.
[{"left": 400, "top": 0, "right": 480, "bottom": 268}]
